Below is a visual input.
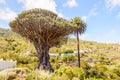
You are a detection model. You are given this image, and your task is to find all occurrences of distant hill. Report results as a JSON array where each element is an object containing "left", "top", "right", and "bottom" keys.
[
  {"left": 0, "top": 28, "right": 20, "bottom": 38},
  {"left": 0, "top": 28, "right": 120, "bottom": 59}
]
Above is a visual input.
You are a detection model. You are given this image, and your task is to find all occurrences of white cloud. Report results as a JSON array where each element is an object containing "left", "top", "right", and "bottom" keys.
[
  {"left": 58, "top": 12, "right": 64, "bottom": 18},
  {"left": 88, "top": 8, "right": 97, "bottom": 17},
  {"left": 18, "top": 0, "right": 65, "bottom": 17},
  {"left": 105, "top": 0, "right": 120, "bottom": 10},
  {"left": 81, "top": 16, "right": 87, "bottom": 22},
  {"left": 0, "top": 8, "right": 17, "bottom": 21},
  {"left": 64, "top": 0, "right": 78, "bottom": 8},
  {"left": 117, "top": 12, "right": 120, "bottom": 18},
  {"left": 0, "top": 0, "right": 5, "bottom": 4},
  {"left": 18, "top": 0, "right": 57, "bottom": 13},
  {"left": 81, "top": 8, "right": 97, "bottom": 22}
]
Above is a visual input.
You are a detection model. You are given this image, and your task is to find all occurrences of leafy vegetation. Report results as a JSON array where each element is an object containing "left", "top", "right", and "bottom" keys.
[{"left": 0, "top": 27, "right": 120, "bottom": 80}]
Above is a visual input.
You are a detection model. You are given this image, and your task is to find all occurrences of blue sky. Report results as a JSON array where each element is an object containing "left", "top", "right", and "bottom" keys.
[{"left": 0, "top": 0, "right": 120, "bottom": 43}]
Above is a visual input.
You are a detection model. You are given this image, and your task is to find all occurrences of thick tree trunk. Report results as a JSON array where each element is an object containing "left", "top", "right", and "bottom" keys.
[
  {"left": 77, "top": 31, "right": 80, "bottom": 67},
  {"left": 34, "top": 42, "right": 54, "bottom": 73}
]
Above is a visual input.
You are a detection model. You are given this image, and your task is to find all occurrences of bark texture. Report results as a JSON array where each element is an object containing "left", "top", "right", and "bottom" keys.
[{"left": 34, "top": 42, "right": 54, "bottom": 72}]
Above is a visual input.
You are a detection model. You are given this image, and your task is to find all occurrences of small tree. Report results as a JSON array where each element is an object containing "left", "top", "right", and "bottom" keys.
[
  {"left": 72, "top": 17, "right": 87, "bottom": 67},
  {"left": 9, "top": 8, "right": 77, "bottom": 72}
]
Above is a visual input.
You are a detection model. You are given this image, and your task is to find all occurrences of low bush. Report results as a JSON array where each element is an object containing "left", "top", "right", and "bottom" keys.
[
  {"left": 61, "top": 55, "right": 77, "bottom": 62},
  {"left": 59, "top": 49, "right": 74, "bottom": 54},
  {"left": 26, "top": 70, "right": 51, "bottom": 80},
  {"left": 54, "top": 65, "right": 86, "bottom": 80},
  {"left": 0, "top": 68, "right": 30, "bottom": 80}
]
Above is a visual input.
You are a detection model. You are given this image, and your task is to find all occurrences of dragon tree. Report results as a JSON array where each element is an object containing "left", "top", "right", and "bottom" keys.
[{"left": 9, "top": 8, "right": 82, "bottom": 72}]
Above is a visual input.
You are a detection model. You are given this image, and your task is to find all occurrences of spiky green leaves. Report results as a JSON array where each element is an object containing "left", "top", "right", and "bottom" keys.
[{"left": 72, "top": 17, "right": 87, "bottom": 34}]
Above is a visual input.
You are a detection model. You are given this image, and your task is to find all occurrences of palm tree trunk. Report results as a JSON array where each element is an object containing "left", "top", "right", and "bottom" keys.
[{"left": 77, "top": 31, "right": 80, "bottom": 67}]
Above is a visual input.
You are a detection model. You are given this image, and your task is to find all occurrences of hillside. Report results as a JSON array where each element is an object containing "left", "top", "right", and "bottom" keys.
[
  {"left": 0, "top": 28, "right": 20, "bottom": 38},
  {"left": 0, "top": 28, "right": 120, "bottom": 59},
  {"left": 0, "top": 28, "right": 120, "bottom": 80}
]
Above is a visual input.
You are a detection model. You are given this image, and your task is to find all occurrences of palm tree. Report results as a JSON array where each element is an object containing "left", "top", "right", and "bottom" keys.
[{"left": 72, "top": 17, "right": 87, "bottom": 67}]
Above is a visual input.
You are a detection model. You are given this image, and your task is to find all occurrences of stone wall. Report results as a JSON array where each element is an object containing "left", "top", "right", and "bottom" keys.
[{"left": 0, "top": 59, "right": 17, "bottom": 71}]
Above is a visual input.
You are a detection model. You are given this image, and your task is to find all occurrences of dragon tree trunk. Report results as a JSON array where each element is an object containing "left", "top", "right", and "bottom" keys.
[{"left": 34, "top": 42, "right": 54, "bottom": 73}]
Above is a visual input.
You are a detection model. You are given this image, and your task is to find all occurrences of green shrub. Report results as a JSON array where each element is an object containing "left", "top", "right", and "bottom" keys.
[
  {"left": 17, "top": 54, "right": 37, "bottom": 64},
  {"left": 51, "top": 73, "right": 69, "bottom": 80},
  {"left": 74, "top": 67, "right": 86, "bottom": 80},
  {"left": 72, "top": 77, "right": 80, "bottom": 80},
  {"left": 81, "top": 61, "right": 91, "bottom": 69},
  {"left": 50, "top": 56, "right": 60, "bottom": 69},
  {"left": 85, "top": 77, "right": 104, "bottom": 80},
  {"left": 61, "top": 55, "right": 77, "bottom": 62},
  {"left": 17, "top": 55, "right": 31, "bottom": 64},
  {"left": 55, "top": 65, "right": 85, "bottom": 80},
  {"left": 67, "top": 55, "right": 77, "bottom": 62},
  {"left": 55, "top": 65, "right": 76, "bottom": 79},
  {"left": 59, "top": 49, "right": 74, "bottom": 54},
  {"left": 0, "top": 53, "right": 18, "bottom": 60},
  {"left": 26, "top": 71, "right": 51, "bottom": 80},
  {"left": 50, "top": 56, "right": 59, "bottom": 63},
  {"left": 26, "top": 71, "right": 36, "bottom": 80},
  {"left": 0, "top": 68, "right": 30, "bottom": 80}
]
